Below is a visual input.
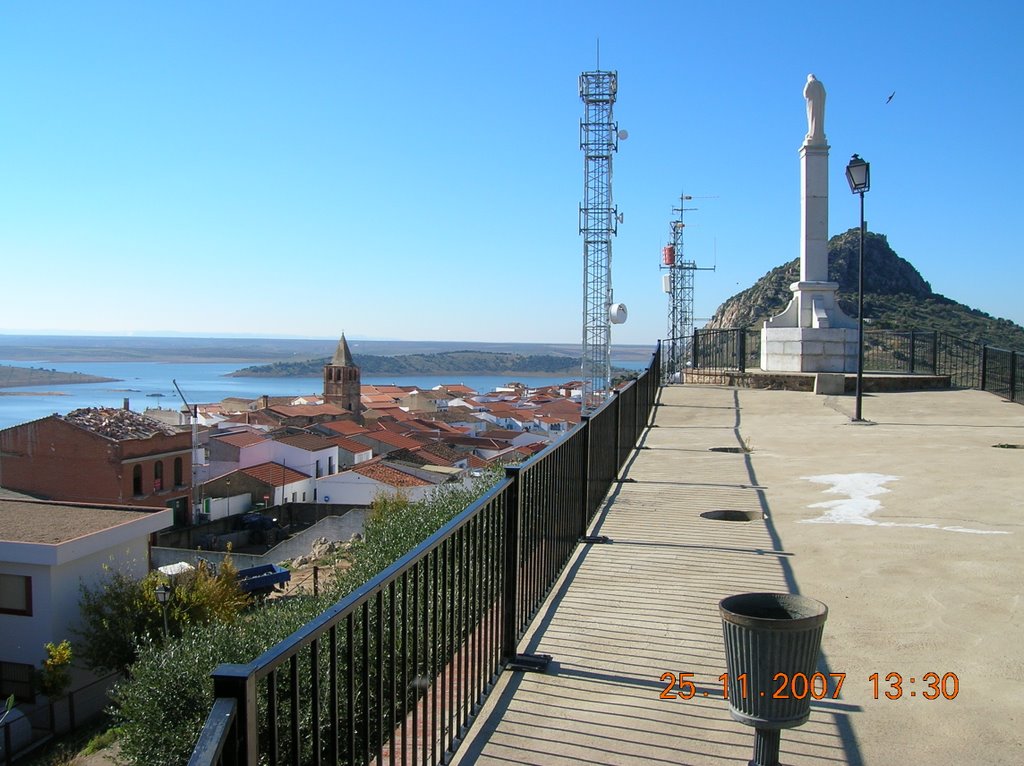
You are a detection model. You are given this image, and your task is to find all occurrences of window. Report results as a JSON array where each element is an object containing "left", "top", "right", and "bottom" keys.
[
  {"left": 174, "top": 457, "right": 184, "bottom": 486},
  {"left": 0, "top": 574, "right": 32, "bottom": 616},
  {"left": 328, "top": 456, "right": 335, "bottom": 474},
  {"left": 0, "top": 661, "right": 35, "bottom": 703},
  {"left": 154, "top": 461, "right": 164, "bottom": 492},
  {"left": 315, "top": 459, "right": 322, "bottom": 478},
  {"left": 133, "top": 465, "right": 143, "bottom": 495}
]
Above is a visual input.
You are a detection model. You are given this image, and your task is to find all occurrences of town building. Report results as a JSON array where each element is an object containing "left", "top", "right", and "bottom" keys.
[
  {"left": 0, "top": 498, "right": 172, "bottom": 700},
  {"left": 0, "top": 407, "right": 192, "bottom": 523}
]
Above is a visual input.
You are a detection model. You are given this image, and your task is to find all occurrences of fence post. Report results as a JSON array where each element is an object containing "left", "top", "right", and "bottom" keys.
[
  {"left": 613, "top": 391, "right": 622, "bottom": 474},
  {"left": 1010, "top": 352, "right": 1017, "bottom": 402},
  {"left": 692, "top": 330, "right": 700, "bottom": 369},
  {"left": 634, "top": 376, "right": 641, "bottom": 443},
  {"left": 909, "top": 330, "right": 916, "bottom": 374},
  {"left": 501, "top": 465, "right": 522, "bottom": 664},
  {"left": 931, "top": 332, "right": 938, "bottom": 374},
  {"left": 579, "top": 415, "right": 592, "bottom": 534},
  {"left": 737, "top": 329, "right": 747, "bottom": 373},
  {"left": 981, "top": 346, "right": 989, "bottom": 392},
  {"left": 210, "top": 664, "right": 259, "bottom": 766}
]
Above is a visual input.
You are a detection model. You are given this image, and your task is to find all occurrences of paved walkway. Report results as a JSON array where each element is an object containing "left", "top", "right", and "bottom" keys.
[{"left": 454, "top": 385, "right": 1024, "bottom": 765}]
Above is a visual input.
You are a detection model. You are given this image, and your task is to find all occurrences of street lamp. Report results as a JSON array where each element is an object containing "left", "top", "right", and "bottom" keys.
[
  {"left": 155, "top": 583, "right": 171, "bottom": 639},
  {"left": 845, "top": 154, "right": 870, "bottom": 422}
]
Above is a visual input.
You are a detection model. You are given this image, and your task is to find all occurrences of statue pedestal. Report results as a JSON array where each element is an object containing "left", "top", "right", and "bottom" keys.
[{"left": 761, "top": 282, "right": 857, "bottom": 372}]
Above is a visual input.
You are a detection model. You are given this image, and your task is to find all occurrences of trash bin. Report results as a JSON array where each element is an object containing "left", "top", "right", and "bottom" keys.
[{"left": 720, "top": 592, "right": 828, "bottom": 766}]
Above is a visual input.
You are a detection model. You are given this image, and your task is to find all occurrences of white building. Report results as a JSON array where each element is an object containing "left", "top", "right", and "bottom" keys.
[{"left": 0, "top": 498, "right": 172, "bottom": 700}]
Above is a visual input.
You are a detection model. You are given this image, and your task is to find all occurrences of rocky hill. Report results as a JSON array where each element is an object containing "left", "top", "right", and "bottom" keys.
[{"left": 708, "top": 229, "right": 1024, "bottom": 350}]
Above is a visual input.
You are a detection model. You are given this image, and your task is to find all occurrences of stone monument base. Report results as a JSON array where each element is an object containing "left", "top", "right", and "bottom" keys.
[{"left": 760, "top": 327, "right": 858, "bottom": 373}]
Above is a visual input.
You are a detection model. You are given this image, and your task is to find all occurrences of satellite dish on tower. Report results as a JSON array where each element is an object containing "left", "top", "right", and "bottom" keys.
[
  {"left": 609, "top": 303, "right": 628, "bottom": 324},
  {"left": 617, "top": 129, "right": 629, "bottom": 140}
]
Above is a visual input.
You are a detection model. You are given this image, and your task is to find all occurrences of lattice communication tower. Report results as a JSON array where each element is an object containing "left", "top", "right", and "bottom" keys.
[
  {"left": 661, "top": 193, "right": 714, "bottom": 379},
  {"left": 579, "top": 69, "right": 621, "bottom": 411}
]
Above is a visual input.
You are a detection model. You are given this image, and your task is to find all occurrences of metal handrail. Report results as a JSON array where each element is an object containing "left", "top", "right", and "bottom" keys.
[
  {"left": 188, "top": 342, "right": 662, "bottom": 765},
  {"left": 688, "top": 328, "right": 1021, "bottom": 403}
]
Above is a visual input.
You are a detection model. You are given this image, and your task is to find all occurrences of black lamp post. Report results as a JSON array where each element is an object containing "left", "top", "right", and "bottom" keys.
[
  {"left": 845, "top": 154, "right": 870, "bottom": 421},
  {"left": 155, "top": 583, "right": 171, "bottom": 639}
]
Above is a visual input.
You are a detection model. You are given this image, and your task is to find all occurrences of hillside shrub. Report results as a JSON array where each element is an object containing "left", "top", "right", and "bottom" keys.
[
  {"left": 111, "top": 472, "right": 501, "bottom": 766},
  {"left": 76, "top": 559, "right": 246, "bottom": 674}
]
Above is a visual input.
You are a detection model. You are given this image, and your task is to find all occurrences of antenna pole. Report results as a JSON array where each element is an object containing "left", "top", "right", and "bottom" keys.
[
  {"left": 661, "top": 194, "right": 716, "bottom": 381},
  {"left": 173, "top": 379, "right": 201, "bottom": 523}
]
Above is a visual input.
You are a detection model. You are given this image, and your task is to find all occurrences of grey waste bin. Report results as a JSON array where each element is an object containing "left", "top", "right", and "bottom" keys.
[{"left": 720, "top": 592, "right": 828, "bottom": 766}]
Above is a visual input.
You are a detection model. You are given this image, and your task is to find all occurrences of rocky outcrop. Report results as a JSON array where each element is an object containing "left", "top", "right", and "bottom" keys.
[{"left": 706, "top": 230, "right": 1024, "bottom": 350}]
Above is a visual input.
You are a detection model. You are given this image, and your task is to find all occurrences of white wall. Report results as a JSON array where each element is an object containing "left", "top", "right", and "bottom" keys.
[
  {"left": 1, "top": 528, "right": 158, "bottom": 668},
  {"left": 205, "top": 492, "right": 253, "bottom": 521},
  {"left": 316, "top": 472, "right": 435, "bottom": 506}
]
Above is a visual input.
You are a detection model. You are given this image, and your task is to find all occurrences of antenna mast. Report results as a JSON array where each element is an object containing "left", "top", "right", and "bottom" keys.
[
  {"left": 579, "top": 66, "right": 621, "bottom": 411},
  {"left": 173, "top": 379, "right": 201, "bottom": 522},
  {"left": 660, "top": 193, "right": 715, "bottom": 381}
]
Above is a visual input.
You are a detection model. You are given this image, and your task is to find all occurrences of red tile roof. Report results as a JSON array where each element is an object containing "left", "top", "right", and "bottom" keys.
[
  {"left": 439, "top": 384, "right": 478, "bottom": 396},
  {"left": 239, "top": 462, "right": 310, "bottom": 486},
  {"left": 353, "top": 462, "right": 432, "bottom": 488},
  {"left": 212, "top": 431, "right": 267, "bottom": 448},
  {"left": 269, "top": 404, "right": 349, "bottom": 417},
  {"left": 326, "top": 435, "right": 373, "bottom": 455},
  {"left": 273, "top": 433, "right": 334, "bottom": 451},
  {"left": 370, "top": 431, "right": 429, "bottom": 450},
  {"left": 319, "top": 420, "right": 369, "bottom": 436}
]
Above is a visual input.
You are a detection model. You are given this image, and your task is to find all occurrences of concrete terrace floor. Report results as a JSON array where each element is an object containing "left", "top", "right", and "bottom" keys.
[{"left": 453, "top": 385, "right": 1024, "bottom": 765}]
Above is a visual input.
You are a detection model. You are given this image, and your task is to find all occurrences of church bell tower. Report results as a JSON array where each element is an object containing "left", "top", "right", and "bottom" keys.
[{"left": 323, "top": 332, "right": 361, "bottom": 419}]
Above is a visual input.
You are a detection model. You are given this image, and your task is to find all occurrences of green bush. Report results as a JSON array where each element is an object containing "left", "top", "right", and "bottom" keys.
[
  {"left": 111, "top": 472, "right": 501, "bottom": 766},
  {"left": 76, "top": 559, "right": 247, "bottom": 674}
]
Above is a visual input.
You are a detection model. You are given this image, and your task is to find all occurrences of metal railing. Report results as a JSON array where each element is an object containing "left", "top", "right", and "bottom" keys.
[
  {"left": 688, "top": 328, "right": 1021, "bottom": 403},
  {"left": 688, "top": 328, "right": 761, "bottom": 375},
  {"left": 188, "top": 343, "right": 661, "bottom": 766}
]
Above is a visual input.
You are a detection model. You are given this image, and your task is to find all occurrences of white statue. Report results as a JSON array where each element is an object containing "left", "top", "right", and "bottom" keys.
[{"left": 803, "top": 74, "right": 826, "bottom": 144}]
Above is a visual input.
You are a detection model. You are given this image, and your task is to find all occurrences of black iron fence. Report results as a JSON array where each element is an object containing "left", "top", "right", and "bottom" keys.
[
  {"left": 688, "top": 328, "right": 1022, "bottom": 403},
  {"left": 685, "top": 329, "right": 762, "bottom": 375},
  {"left": 188, "top": 344, "right": 661, "bottom": 766}
]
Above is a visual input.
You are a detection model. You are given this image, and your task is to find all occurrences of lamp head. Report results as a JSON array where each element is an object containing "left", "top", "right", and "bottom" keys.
[{"left": 845, "top": 154, "right": 870, "bottom": 194}]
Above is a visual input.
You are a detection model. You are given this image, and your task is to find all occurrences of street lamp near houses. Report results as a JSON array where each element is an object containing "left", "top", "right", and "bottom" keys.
[
  {"left": 155, "top": 583, "right": 171, "bottom": 639},
  {"left": 845, "top": 154, "right": 870, "bottom": 422}
]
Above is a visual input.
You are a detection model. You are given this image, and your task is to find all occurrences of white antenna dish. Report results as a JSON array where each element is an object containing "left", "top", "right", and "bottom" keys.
[
  {"left": 609, "top": 303, "right": 628, "bottom": 324},
  {"left": 617, "top": 129, "right": 629, "bottom": 140}
]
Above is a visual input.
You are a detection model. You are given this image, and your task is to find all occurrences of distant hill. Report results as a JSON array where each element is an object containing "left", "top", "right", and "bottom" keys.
[
  {"left": 708, "top": 229, "right": 1024, "bottom": 351},
  {"left": 230, "top": 351, "right": 586, "bottom": 378},
  {"left": 0, "top": 364, "right": 117, "bottom": 389}
]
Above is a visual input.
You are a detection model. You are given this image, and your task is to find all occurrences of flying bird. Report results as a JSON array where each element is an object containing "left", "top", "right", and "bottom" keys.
[{"left": 886, "top": 91, "right": 895, "bottom": 104}]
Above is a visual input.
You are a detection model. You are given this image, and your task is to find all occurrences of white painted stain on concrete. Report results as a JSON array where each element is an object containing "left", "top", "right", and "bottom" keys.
[{"left": 800, "top": 473, "right": 1009, "bottom": 535}]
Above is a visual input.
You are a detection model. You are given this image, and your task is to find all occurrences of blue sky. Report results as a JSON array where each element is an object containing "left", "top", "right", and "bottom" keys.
[{"left": 2, "top": 1, "right": 1021, "bottom": 345}]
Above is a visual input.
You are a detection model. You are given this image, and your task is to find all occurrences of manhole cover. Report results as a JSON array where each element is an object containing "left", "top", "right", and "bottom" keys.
[
  {"left": 993, "top": 443, "right": 1023, "bottom": 449},
  {"left": 708, "top": 446, "right": 746, "bottom": 453},
  {"left": 700, "top": 510, "right": 760, "bottom": 522}
]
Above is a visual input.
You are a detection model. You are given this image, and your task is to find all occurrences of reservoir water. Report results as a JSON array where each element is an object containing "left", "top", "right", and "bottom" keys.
[{"left": 0, "top": 359, "right": 647, "bottom": 430}]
